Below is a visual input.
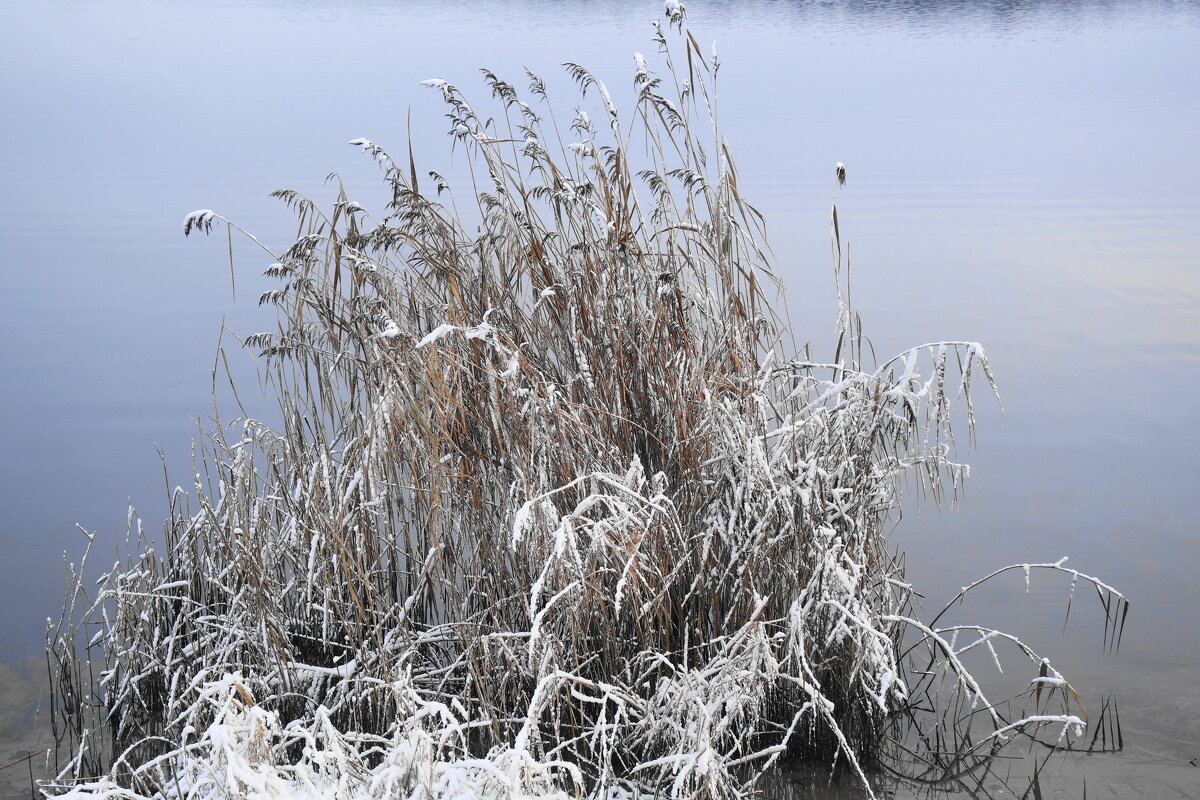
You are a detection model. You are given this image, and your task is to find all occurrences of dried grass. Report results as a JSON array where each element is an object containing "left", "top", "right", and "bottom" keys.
[{"left": 43, "top": 11, "right": 1127, "bottom": 800}]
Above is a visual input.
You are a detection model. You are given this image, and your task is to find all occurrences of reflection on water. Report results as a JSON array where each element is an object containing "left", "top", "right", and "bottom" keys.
[
  {"left": 0, "top": 656, "right": 51, "bottom": 798},
  {"left": 1, "top": 0, "right": 1197, "bottom": 796}
]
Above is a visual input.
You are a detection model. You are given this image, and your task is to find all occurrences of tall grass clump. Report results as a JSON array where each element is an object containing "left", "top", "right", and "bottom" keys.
[{"left": 44, "top": 10, "right": 1127, "bottom": 800}]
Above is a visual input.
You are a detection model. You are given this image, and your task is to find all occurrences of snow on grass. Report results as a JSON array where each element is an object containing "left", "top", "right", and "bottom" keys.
[{"left": 45, "top": 9, "right": 1127, "bottom": 800}]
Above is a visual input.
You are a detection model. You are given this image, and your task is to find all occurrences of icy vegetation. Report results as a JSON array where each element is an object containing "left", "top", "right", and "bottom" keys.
[{"left": 45, "top": 11, "right": 1127, "bottom": 800}]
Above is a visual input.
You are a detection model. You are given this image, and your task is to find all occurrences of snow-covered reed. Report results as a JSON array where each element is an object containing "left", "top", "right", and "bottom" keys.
[{"left": 44, "top": 10, "right": 1127, "bottom": 799}]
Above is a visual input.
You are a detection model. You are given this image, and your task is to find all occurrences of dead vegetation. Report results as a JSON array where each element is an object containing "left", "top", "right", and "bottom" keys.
[{"left": 44, "top": 11, "right": 1126, "bottom": 800}]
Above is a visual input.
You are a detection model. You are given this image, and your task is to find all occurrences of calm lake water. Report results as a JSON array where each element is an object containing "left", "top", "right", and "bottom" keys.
[{"left": 2, "top": 0, "right": 1198, "bottom": 796}]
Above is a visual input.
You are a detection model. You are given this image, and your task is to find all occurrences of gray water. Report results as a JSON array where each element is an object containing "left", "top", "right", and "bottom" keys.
[{"left": 2, "top": 1, "right": 1198, "bottom": 796}]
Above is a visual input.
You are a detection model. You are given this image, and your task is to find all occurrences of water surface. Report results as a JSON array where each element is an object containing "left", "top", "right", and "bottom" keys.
[{"left": 1, "top": 1, "right": 1197, "bottom": 796}]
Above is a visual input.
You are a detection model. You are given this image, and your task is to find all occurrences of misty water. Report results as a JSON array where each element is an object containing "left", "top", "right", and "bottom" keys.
[{"left": 1, "top": 1, "right": 1197, "bottom": 796}]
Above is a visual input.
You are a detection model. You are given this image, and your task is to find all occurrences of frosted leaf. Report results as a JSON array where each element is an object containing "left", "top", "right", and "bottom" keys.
[
  {"left": 375, "top": 316, "right": 402, "bottom": 339},
  {"left": 182, "top": 208, "right": 217, "bottom": 236},
  {"left": 415, "top": 323, "right": 460, "bottom": 348}
]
